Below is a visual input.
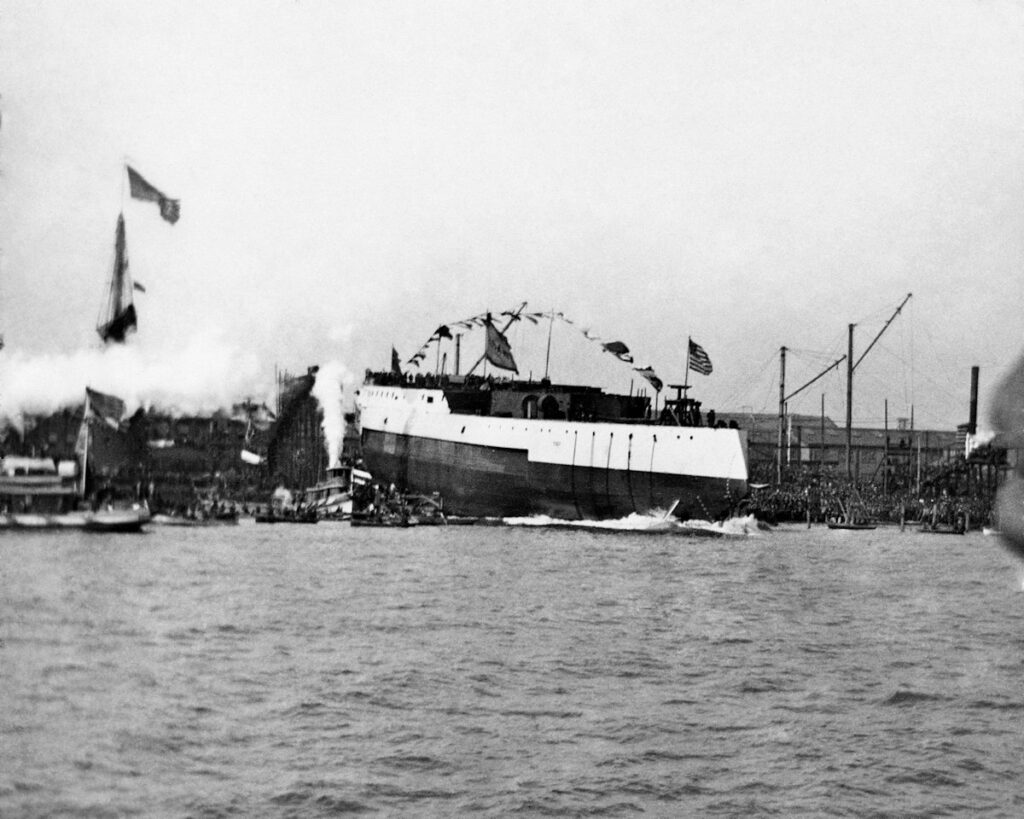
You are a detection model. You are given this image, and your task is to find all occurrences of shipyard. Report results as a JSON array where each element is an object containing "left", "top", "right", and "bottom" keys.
[
  {"left": 1, "top": 304, "right": 1012, "bottom": 532},
  {"left": 4, "top": 2, "right": 1024, "bottom": 817}
]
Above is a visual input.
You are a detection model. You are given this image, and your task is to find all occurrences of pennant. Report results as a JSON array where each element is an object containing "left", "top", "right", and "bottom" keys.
[
  {"left": 688, "top": 339, "right": 713, "bottom": 376},
  {"left": 126, "top": 165, "right": 180, "bottom": 224},
  {"left": 391, "top": 347, "right": 404, "bottom": 377},
  {"left": 602, "top": 341, "right": 633, "bottom": 363},
  {"left": 434, "top": 325, "right": 453, "bottom": 340},
  {"left": 85, "top": 387, "right": 126, "bottom": 430},
  {"left": 485, "top": 319, "right": 518, "bottom": 373},
  {"left": 133, "top": 281, "right": 146, "bottom": 293},
  {"left": 634, "top": 366, "right": 663, "bottom": 392}
]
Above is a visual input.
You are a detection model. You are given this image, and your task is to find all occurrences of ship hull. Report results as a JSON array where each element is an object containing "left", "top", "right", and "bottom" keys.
[
  {"left": 356, "top": 386, "right": 748, "bottom": 521},
  {"left": 361, "top": 428, "right": 743, "bottom": 519}
]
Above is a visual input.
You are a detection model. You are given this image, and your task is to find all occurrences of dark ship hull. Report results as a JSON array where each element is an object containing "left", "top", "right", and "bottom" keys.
[{"left": 361, "top": 427, "right": 745, "bottom": 519}]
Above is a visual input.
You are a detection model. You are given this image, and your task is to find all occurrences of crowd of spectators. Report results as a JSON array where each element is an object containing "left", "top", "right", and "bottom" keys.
[{"left": 745, "top": 466, "right": 996, "bottom": 529}]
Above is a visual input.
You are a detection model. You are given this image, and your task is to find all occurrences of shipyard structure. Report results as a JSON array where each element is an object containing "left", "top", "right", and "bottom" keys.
[{"left": 0, "top": 367, "right": 359, "bottom": 513}]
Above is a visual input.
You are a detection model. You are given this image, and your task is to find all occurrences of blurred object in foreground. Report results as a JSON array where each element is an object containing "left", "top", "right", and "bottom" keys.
[{"left": 990, "top": 352, "right": 1024, "bottom": 559}]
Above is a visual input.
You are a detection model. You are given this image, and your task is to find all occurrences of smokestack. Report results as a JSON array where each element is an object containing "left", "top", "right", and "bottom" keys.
[{"left": 969, "top": 366, "right": 979, "bottom": 435}]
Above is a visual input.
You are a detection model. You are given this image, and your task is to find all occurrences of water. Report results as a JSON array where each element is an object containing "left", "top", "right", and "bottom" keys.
[{"left": 2, "top": 521, "right": 1023, "bottom": 817}]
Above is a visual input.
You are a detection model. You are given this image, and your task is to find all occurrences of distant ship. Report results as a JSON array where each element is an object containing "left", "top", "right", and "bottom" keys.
[{"left": 355, "top": 307, "right": 749, "bottom": 521}]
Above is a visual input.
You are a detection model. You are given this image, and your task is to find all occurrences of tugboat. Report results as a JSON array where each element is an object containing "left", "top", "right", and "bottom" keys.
[{"left": 299, "top": 462, "right": 373, "bottom": 520}]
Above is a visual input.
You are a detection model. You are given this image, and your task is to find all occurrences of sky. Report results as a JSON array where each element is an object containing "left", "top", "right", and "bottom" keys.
[{"left": 1, "top": 0, "right": 1022, "bottom": 431}]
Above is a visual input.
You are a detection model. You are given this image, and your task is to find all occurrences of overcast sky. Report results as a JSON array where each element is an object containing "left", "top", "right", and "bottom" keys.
[{"left": 1, "top": 0, "right": 1022, "bottom": 429}]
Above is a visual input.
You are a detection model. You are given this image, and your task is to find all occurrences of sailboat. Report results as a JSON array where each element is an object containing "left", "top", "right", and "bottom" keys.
[
  {"left": 97, "top": 213, "right": 137, "bottom": 343},
  {"left": 75, "top": 387, "right": 149, "bottom": 532}
]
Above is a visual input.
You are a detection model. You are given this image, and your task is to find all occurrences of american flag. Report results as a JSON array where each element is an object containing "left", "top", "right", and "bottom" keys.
[{"left": 688, "top": 339, "right": 713, "bottom": 376}]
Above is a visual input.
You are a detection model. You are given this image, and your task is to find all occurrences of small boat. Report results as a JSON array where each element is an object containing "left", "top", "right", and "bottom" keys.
[
  {"left": 826, "top": 492, "right": 877, "bottom": 530},
  {"left": 350, "top": 512, "right": 418, "bottom": 528},
  {"left": 254, "top": 509, "right": 318, "bottom": 524},
  {"left": 827, "top": 521, "right": 877, "bottom": 531},
  {"left": 350, "top": 489, "right": 448, "bottom": 527},
  {"left": 83, "top": 507, "right": 149, "bottom": 533},
  {"left": 150, "top": 514, "right": 206, "bottom": 527}
]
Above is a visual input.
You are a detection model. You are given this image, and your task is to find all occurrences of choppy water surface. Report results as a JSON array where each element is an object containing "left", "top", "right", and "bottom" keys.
[{"left": 2, "top": 521, "right": 1023, "bottom": 816}]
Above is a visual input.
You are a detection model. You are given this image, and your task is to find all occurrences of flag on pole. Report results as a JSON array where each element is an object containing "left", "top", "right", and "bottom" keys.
[
  {"left": 126, "top": 166, "right": 181, "bottom": 224},
  {"left": 485, "top": 318, "right": 518, "bottom": 373},
  {"left": 688, "top": 340, "right": 713, "bottom": 375},
  {"left": 85, "top": 387, "right": 126, "bottom": 429},
  {"left": 634, "top": 366, "right": 663, "bottom": 392}
]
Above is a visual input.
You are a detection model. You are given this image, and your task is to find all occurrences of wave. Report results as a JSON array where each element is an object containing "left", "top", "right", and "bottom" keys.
[{"left": 500, "top": 512, "right": 768, "bottom": 536}]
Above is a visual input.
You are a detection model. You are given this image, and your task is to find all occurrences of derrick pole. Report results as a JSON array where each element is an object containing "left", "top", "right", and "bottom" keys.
[{"left": 777, "top": 346, "right": 786, "bottom": 485}]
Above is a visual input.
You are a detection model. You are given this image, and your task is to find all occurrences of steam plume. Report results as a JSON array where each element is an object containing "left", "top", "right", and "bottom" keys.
[
  {"left": 0, "top": 331, "right": 271, "bottom": 430},
  {"left": 310, "top": 360, "right": 354, "bottom": 467}
]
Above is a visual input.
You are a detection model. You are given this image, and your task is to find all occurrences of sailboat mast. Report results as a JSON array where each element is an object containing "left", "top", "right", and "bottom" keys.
[
  {"left": 111, "top": 213, "right": 126, "bottom": 317},
  {"left": 97, "top": 213, "right": 137, "bottom": 344}
]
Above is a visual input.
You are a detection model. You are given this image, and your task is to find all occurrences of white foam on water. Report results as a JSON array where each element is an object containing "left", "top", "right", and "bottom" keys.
[{"left": 501, "top": 511, "right": 767, "bottom": 536}]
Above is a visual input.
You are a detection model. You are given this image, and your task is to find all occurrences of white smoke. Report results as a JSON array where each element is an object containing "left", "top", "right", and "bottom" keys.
[
  {"left": 310, "top": 360, "right": 355, "bottom": 467},
  {"left": 0, "top": 330, "right": 271, "bottom": 430}
]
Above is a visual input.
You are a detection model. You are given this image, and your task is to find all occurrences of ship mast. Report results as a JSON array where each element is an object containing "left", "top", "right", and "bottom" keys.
[{"left": 543, "top": 309, "right": 554, "bottom": 380}]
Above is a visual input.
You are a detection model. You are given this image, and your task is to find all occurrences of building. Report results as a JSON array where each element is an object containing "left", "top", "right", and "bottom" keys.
[{"left": 718, "top": 411, "right": 965, "bottom": 487}]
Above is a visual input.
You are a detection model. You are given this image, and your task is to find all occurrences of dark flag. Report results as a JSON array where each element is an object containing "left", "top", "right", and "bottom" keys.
[
  {"left": 85, "top": 387, "right": 126, "bottom": 430},
  {"left": 688, "top": 339, "right": 713, "bottom": 376},
  {"left": 485, "top": 319, "right": 518, "bottom": 373},
  {"left": 126, "top": 166, "right": 181, "bottom": 224},
  {"left": 133, "top": 281, "right": 146, "bottom": 293},
  {"left": 602, "top": 340, "right": 633, "bottom": 363},
  {"left": 634, "top": 366, "right": 663, "bottom": 392},
  {"left": 434, "top": 325, "right": 453, "bottom": 340},
  {"left": 391, "top": 347, "right": 404, "bottom": 377}
]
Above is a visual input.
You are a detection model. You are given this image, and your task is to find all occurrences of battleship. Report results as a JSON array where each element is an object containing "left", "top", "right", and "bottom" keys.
[{"left": 355, "top": 306, "right": 749, "bottom": 521}]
